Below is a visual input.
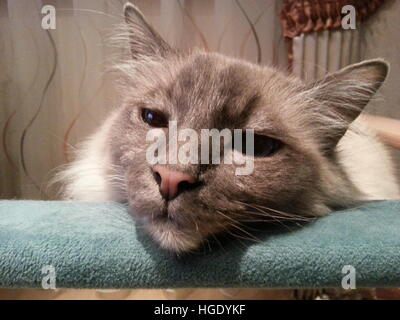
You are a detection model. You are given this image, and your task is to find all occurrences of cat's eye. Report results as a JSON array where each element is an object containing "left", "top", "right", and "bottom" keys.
[
  {"left": 253, "top": 135, "right": 281, "bottom": 157},
  {"left": 234, "top": 133, "right": 282, "bottom": 157},
  {"left": 141, "top": 108, "right": 168, "bottom": 128}
]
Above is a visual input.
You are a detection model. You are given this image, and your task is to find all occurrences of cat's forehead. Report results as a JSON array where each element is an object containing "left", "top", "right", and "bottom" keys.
[{"left": 161, "top": 52, "right": 291, "bottom": 129}]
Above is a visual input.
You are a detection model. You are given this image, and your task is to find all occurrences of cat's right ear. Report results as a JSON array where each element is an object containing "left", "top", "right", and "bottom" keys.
[{"left": 123, "top": 2, "right": 174, "bottom": 60}]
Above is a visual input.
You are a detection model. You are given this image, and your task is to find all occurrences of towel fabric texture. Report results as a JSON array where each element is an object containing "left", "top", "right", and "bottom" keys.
[{"left": 0, "top": 200, "right": 399, "bottom": 289}]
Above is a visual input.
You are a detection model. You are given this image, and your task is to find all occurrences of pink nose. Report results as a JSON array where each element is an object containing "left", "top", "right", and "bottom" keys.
[{"left": 153, "top": 165, "right": 197, "bottom": 200}]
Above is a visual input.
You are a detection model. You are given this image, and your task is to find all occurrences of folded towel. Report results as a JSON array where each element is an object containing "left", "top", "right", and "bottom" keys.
[{"left": 0, "top": 200, "right": 399, "bottom": 289}]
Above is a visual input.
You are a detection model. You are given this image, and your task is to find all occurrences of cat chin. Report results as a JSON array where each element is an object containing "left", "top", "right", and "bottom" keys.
[{"left": 146, "top": 222, "right": 203, "bottom": 253}]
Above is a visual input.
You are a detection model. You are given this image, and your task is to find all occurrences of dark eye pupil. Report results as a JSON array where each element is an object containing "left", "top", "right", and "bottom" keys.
[
  {"left": 233, "top": 134, "right": 281, "bottom": 157},
  {"left": 141, "top": 109, "right": 168, "bottom": 127},
  {"left": 254, "top": 135, "right": 281, "bottom": 157}
]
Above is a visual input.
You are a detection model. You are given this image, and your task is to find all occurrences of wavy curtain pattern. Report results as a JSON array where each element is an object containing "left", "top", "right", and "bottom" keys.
[{"left": 0, "top": 0, "right": 287, "bottom": 200}]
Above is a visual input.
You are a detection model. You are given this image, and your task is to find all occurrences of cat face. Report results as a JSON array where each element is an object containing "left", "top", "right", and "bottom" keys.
[{"left": 108, "top": 3, "right": 387, "bottom": 252}]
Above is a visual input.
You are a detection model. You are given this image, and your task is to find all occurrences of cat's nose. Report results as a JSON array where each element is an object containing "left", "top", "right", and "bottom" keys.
[{"left": 153, "top": 165, "right": 197, "bottom": 200}]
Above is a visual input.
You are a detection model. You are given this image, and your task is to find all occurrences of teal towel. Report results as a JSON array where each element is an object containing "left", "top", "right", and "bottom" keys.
[{"left": 0, "top": 200, "right": 399, "bottom": 289}]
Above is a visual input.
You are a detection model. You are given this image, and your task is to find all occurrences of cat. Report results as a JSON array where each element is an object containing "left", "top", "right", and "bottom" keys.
[{"left": 55, "top": 3, "right": 400, "bottom": 254}]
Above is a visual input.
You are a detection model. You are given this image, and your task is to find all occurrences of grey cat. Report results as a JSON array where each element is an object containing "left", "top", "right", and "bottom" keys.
[{"left": 56, "top": 3, "right": 400, "bottom": 253}]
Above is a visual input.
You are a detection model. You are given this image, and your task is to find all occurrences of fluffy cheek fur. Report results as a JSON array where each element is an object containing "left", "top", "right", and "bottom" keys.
[{"left": 206, "top": 149, "right": 325, "bottom": 220}]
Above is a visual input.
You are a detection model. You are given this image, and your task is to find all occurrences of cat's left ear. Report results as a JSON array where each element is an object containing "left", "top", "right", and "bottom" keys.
[
  {"left": 310, "top": 59, "right": 388, "bottom": 151},
  {"left": 123, "top": 2, "right": 174, "bottom": 60}
]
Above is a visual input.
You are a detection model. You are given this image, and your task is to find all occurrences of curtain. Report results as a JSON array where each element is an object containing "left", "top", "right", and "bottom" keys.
[{"left": 0, "top": 0, "right": 287, "bottom": 200}]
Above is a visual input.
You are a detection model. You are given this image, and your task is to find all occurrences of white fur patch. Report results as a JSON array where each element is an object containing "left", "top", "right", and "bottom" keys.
[{"left": 338, "top": 121, "right": 400, "bottom": 200}]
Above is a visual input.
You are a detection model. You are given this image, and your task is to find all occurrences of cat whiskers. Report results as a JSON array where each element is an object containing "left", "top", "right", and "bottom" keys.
[
  {"left": 215, "top": 210, "right": 262, "bottom": 244},
  {"left": 234, "top": 201, "right": 311, "bottom": 220},
  {"left": 239, "top": 201, "right": 311, "bottom": 221},
  {"left": 231, "top": 200, "right": 314, "bottom": 233}
]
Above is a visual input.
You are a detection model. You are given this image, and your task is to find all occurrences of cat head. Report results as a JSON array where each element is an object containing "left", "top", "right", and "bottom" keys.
[{"left": 108, "top": 3, "right": 388, "bottom": 252}]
